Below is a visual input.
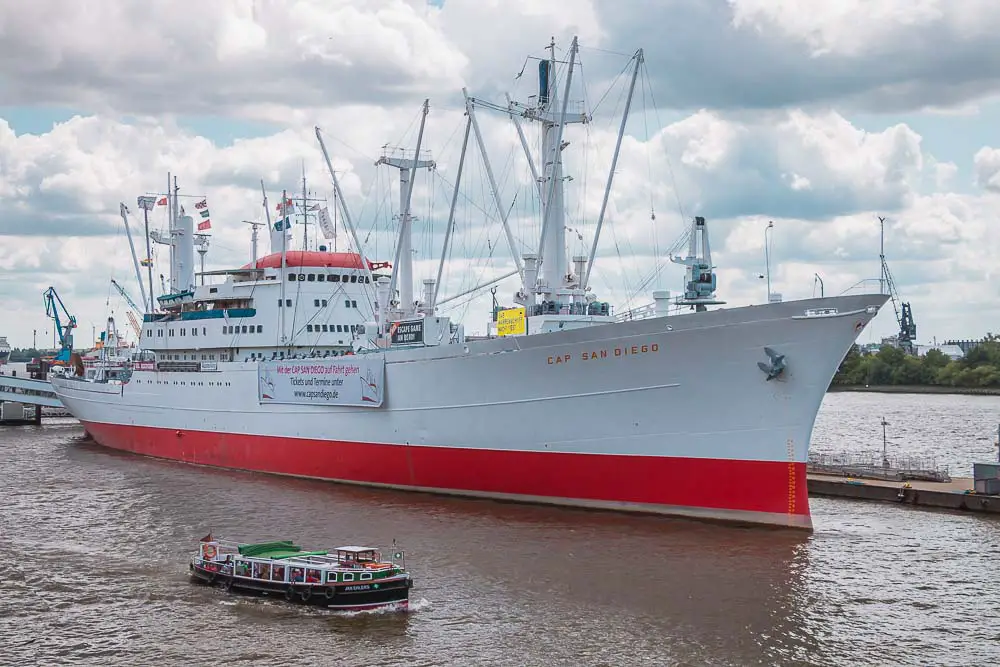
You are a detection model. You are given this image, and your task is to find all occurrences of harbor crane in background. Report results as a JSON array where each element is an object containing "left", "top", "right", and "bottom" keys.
[
  {"left": 879, "top": 216, "right": 917, "bottom": 354},
  {"left": 42, "top": 286, "right": 77, "bottom": 364},
  {"left": 109, "top": 278, "right": 143, "bottom": 340}
]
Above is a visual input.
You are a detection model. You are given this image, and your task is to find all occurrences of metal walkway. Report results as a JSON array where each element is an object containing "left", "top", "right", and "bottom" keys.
[{"left": 0, "top": 375, "right": 64, "bottom": 408}]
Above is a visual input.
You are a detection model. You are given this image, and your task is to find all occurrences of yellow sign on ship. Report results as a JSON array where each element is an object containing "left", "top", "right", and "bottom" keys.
[{"left": 496, "top": 307, "right": 526, "bottom": 337}]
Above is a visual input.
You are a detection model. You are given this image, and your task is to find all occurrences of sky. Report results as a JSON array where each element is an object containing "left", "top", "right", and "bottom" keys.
[{"left": 1, "top": 0, "right": 999, "bottom": 350}]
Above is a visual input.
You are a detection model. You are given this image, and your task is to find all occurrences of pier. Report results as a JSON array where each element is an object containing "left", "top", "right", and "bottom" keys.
[
  {"left": 806, "top": 473, "right": 1000, "bottom": 516},
  {"left": 0, "top": 372, "right": 63, "bottom": 424}
]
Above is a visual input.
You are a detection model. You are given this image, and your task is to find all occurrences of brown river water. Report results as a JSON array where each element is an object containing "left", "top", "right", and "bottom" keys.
[{"left": 1, "top": 392, "right": 999, "bottom": 666}]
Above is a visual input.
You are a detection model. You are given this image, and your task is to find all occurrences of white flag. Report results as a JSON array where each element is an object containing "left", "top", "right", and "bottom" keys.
[{"left": 317, "top": 206, "right": 336, "bottom": 240}]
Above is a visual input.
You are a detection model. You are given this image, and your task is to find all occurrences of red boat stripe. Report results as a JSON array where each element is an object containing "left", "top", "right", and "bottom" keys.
[{"left": 80, "top": 421, "right": 810, "bottom": 519}]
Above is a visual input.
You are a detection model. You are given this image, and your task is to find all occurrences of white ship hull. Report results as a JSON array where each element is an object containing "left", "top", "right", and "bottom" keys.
[{"left": 52, "top": 293, "right": 886, "bottom": 529}]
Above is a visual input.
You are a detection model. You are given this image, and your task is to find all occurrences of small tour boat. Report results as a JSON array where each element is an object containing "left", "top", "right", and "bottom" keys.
[{"left": 189, "top": 534, "right": 413, "bottom": 611}]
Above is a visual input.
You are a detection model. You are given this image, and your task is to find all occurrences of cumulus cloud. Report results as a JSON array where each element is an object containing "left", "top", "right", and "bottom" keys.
[{"left": 0, "top": 0, "right": 997, "bottom": 350}]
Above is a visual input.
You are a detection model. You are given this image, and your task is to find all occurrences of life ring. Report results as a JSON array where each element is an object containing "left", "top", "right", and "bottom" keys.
[
  {"left": 300, "top": 588, "right": 312, "bottom": 602},
  {"left": 284, "top": 587, "right": 295, "bottom": 602},
  {"left": 324, "top": 587, "right": 336, "bottom": 600},
  {"left": 203, "top": 545, "right": 217, "bottom": 560}
]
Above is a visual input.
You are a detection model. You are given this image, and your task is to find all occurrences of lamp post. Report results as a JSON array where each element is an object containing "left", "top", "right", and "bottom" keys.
[{"left": 764, "top": 221, "right": 774, "bottom": 302}]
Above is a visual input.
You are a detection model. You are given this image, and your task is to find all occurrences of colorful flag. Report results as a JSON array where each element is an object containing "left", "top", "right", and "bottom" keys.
[
  {"left": 198, "top": 220, "right": 211, "bottom": 231},
  {"left": 275, "top": 198, "right": 293, "bottom": 211},
  {"left": 194, "top": 199, "right": 208, "bottom": 210},
  {"left": 273, "top": 216, "right": 291, "bottom": 231},
  {"left": 308, "top": 203, "right": 321, "bottom": 211},
  {"left": 200, "top": 209, "right": 210, "bottom": 219},
  {"left": 140, "top": 258, "right": 153, "bottom": 267},
  {"left": 156, "top": 197, "right": 167, "bottom": 206}
]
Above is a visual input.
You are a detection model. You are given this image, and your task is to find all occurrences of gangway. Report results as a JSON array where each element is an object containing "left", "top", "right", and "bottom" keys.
[{"left": 0, "top": 375, "right": 64, "bottom": 408}]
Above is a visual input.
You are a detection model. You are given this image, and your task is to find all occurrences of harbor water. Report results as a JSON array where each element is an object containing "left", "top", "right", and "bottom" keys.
[{"left": 1, "top": 392, "right": 998, "bottom": 666}]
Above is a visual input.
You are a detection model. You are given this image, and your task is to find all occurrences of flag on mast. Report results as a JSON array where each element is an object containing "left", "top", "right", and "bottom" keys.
[{"left": 317, "top": 206, "right": 336, "bottom": 240}]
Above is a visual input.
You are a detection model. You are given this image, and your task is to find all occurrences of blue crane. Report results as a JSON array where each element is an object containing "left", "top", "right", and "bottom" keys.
[{"left": 42, "top": 286, "right": 77, "bottom": 364}]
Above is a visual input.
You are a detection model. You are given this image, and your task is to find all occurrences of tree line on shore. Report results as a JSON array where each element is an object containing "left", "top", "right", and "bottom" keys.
[{"left": 832, "top": 335, "right": 1000, "bottom": 388}]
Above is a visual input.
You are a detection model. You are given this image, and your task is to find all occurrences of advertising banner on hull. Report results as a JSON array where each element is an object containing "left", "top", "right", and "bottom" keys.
[{"left": 257, "top": 357, "right": 385, "bottom": 407}]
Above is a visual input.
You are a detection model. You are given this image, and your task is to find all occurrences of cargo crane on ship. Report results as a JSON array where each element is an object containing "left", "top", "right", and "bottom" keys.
[
  {"left": 42, "top": 286, "right": 77, "bottom": 365},
  {"left": 879, "top": 216, "right": 917, "bottom": 354}
]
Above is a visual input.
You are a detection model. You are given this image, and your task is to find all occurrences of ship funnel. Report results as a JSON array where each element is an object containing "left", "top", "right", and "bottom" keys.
[{"left": 176, "top": 214, "right": 195, "bottom": 292}]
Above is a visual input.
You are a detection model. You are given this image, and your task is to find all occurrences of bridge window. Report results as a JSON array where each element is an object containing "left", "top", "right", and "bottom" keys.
[
  {"left": 192, "top": 328, "right": 198, "bottom": 336},
  {"left": 256, "top": 325, "right": 263, "bottom": 333},
  {"left": 286, "top": 299, "right": 292, "bottom": 307},
  {"left": 169, "top": 329, "right": 175, "bottom": 336},
  {"left": 321, "top": 299, "right": 328, "bottom": 307},
  {"left": 203, "top": 327, "right": 207, "bottom": 336},
  {"left": 351, "top": 275, "right": 357, "bottom": 283},
  {"left": 351, "top": 300, "right": 357, "bottom": 308},
  {"left": 314, "top": 299, "right": 320, "bottom": 307},
  {"left": 242, "top": 325, "right": 248, "bottom": 334},
  {"left": 344, "top": 299, "right": 350, "bottom": 308},
  {"left": 157, "top": 330, "right": 163, "bottom": 337}
]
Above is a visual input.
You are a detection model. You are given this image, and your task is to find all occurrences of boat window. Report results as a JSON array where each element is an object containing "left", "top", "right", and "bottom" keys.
[
  {"left": 330, "top": 275, "right": 340, "bottom": 282},
  {"left": 344, "top": 299, "right": 351, "bottom": 308},
  {"left": 306, "top": 569, "right": 321, "bottom": 583},
  {"left": 307, "top": 274, "right": 315, "bottom": 282},
  {"left": 297, "top": 274, "right": 305, "bottom": 281},
  {"left": 203, "top": 327, "right": 207, "bottom": 336},
  {"left": 278, "top": 299, "right": 283, "bottom": 307},
  {"left": 327, "top": 572, "right": 337, "bottom": 583},
  {"left": 314, "top": 299, "right": 320, "bottom": 307},
  {"left": 242, "top": 326, "right": 248, "bottom": 334},
  {"left": 169, "top": 329, "right": 175, "bottom": 336},
  {"left": 351, "top": 300, "right": 357, "bottom": 308},
  {"left": 289, "top": 273, "right": 297, "bottom": 281},
  {"left": 286, "top": 299, "right": 292, "bottom": 307},
  {"left": 256, "top": 325, "right": 263, "bottom": 333},
  {"left": 157, "top": 330, "right": 163, "bottom": 337},
  {"left": 317, "top": 274, "right": 325, "bottom": 282},
  {"left": 272, "top": 565, "right": 286, "bottom": 582},
  {"left": 321, "top": 300, "right": 328, "bottom": 307},
  {"left": 192, "top": 328, "right": 198, "bottom": 336},
  {"left": 341, "top": 274, "right": 348, "bottom": 282},
  {"left": 360, "top": 573, "right": 372, "bottom": 581},
  {"left": 322, "top": 325, "right": 328, "bottom": 332},
  {"left": 307, "top": 325, "right": 313, "bottom": 332},
  {"left": 342, "top": 572, "right": 354, "bottom": 582},
  {"left": 337, "top": 325, "right": 343, "bottom": 333}
]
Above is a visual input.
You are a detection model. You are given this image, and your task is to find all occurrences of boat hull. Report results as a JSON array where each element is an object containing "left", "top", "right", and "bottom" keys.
[
  {"left": 189, "top": 562, "right": 411, "bottom": 611},
  {"left": 53, "top": 294, "right": 889, "bottom": 530}
]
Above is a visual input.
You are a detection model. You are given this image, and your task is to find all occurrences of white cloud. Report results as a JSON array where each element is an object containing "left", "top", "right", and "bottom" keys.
[{"left": 1, "top": 1, "right": 1000, "bottom": 351}]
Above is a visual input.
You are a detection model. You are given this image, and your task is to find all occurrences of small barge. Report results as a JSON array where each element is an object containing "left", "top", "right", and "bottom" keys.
[{"left": 189, "top": 535, "right": 413, "bottom": 611}]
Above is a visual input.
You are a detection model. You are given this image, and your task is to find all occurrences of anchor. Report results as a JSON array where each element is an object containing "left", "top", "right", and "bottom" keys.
[{"left": 757, "top": 347, "right": 786, "bottom": 381}]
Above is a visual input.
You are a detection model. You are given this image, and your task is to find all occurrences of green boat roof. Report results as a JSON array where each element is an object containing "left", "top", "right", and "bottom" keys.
[{"left": 237, "top": 540, "right": 328, "bottom": 560}]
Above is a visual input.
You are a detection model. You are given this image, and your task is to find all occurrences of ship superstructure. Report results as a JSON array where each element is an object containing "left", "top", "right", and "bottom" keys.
[{"left": 50, "top": 38, "right": 888, "bottom": 530}]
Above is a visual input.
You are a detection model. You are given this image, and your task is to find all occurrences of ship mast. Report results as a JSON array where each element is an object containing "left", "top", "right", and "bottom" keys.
[{"left": 377, "top": 99, "right": 434, "bottom": 319}]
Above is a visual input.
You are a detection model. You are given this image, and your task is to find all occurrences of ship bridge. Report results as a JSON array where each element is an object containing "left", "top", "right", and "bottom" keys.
[{"left": 0, "top": 374, "right": 63, "bottom": 408}]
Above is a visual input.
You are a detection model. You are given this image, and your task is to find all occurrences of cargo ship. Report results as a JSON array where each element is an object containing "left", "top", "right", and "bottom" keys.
[{"left": 50, "top": 38, "right": 887, "bottom": 529}]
